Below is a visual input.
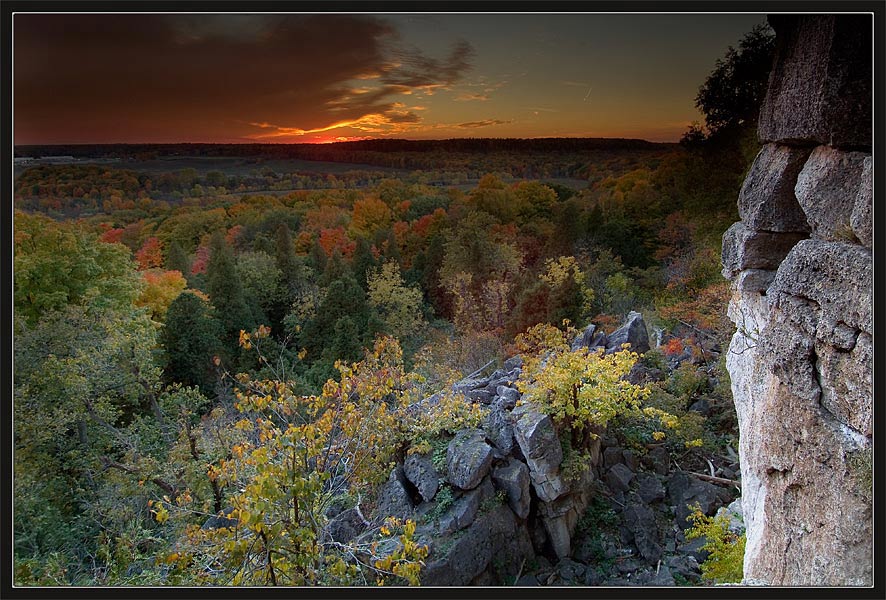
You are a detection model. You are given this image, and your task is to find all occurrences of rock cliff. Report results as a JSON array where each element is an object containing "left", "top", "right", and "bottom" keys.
[{"left": 722, "top": 15, "right": 872, "bottom": 586}]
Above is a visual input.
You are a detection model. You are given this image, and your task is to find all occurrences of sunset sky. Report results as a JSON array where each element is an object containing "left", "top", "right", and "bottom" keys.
[{"left": 14, "top": 13, "right": 767, "bottom": 145}]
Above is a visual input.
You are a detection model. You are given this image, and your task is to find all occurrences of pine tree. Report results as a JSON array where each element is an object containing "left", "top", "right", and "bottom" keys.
[
  {"left": 206, "top": 231, "right": 255, "bottom": 352},
  {"left": 160, "top": 291, "right": 223, "bottom": 394}
]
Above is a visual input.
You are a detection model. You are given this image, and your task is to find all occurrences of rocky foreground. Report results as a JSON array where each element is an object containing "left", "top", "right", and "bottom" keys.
[{"left": 320, "top": 313, "right": 742, "bottom": 586}]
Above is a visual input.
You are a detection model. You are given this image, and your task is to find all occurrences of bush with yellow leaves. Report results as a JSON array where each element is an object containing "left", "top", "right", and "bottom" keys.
[
  {"left": 157, "top": 335, "right": 428, "bottom": 586},
  {"left": 685, "top": 504, "right": 745, "bottom": 584}
]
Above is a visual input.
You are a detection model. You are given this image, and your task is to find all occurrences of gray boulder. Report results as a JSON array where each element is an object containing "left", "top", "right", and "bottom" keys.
[
  {"left": 643, "top": 445, "right": 670, "bottom": 475},
  {"left": 606, "top": 463, "right": 635, "bottom": 493},
  {"left": 603, "top": 446, "right": 625, "bottom": 469},
  {"left": 571, "top": 323, "right": 608, "bottom": 351},
  {"left": 404, "top": 451, "right": 440, "bottom": 502},
  {"left": 636, "top": 473, "right": 666, "bottom": 504},
  {"left": 623, "top": 502, "right": 663, "bottom": 564},
  {"left": 850, "top": 156, "right": 872, "bottom": 248},
  {"left": 466, "top": 388, "right": 494, "bottom": 404},
  {"left": 667, "top": 472, "right": 732, "bottom": 528},
  {"left": 438, "top": 478, "right": 494, "bottom": 535},
  {"left": 483, "top": 405, "right": 516, "bottom": 456},
  {"left": 495, "top": 386, "right": 521, "bottom": 409},
  {"left": 759, "top": 15, "right": 871, "bottom": 147},
  {"left": 503, "top": 355, "right": 523, "bottom": 371},
  {"left": 376, "top": 467, "right": 415, "bottom": 521},
  {"left": 491, "top": 458, "right": 531, "bottom": 519},
  {"left": 327, "top": 507, "right": 368, "bottom": 543},
  {"left": 605, "top": 311, "right": 650, "bottom": 354},
  {"left": 453, "top": 377, "right": 491, "bottom": 393},
  {"left": 513, "top": 402, "right": 568, "bottom": 502},
  {"left": 770, "top": 239, "right": 872, "bottom": 334},
  {"left": 446, "top": 429, "right": 494, "bottom": 490},
  {"left": 738, "top": 144, "right": 812, "bottom": 232},
  {"left": 721, "top": 222, "right": 807, "bottom": 279},
  {"left": 794, "top": 146, "right": 869, "bottom": 242},
  {"left": 420, "top": 504, "right": 535, "bottom": 586}
]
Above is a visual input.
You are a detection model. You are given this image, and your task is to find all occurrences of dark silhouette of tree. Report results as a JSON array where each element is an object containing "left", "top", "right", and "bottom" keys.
[
  {"left": 694, "top": 24, "right": 776, "bottom": 137},
  {"left": 206, "top": 231, "right": 255, "bottom": 350},
  {"left": 160, "top": 291, "right": 222, "bottom": 394}
]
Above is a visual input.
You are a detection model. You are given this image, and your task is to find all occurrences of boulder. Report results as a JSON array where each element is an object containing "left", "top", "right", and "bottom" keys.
[
  {"left": 513, "top": 402, "right": 567, "bottom": 502},
  {"left": 602, "top": 447, "right": 625, "bottom": 469},
  {"left": 503, "top": 355, "right": 523, "bottom": 371},
  {"left": 446, "top": 429, "right": 494, "bottom": 490},
  {"left": 453, "top": 377, "right": 491, "bottom": 393},
  {"left": 571, "top": 323, "right": 608, "bottom": 351},
  {"left": 438, "top": 478, "right": 494, "bottom": 535},
  {"left": 420, "top": 504, "right": 535, "bottom": 586},
  {"left": 759, "top": 15, "right": 872, "bottom": 147},
  {"left": 738, "top": 144, "right": 813, "bottom": 232},
  {"left": 605, "top": 311, "right": 649, "bottom": 354},
  {"left": 404, "top": 451, "right": 440, "bottom": 502},
  {"left": 376, "top": 467, "right": 415, "bottom": 521},
  {"left": 466, "top": 388, "right": 494, "bottom": 404},
  {"left": 495, "top": 386, "right": 521, "bottom": 409},
  {"left": 794, "top": 146, "right": 869, "bottom": 242},
  {"left": 850, "top": 156, "right": 872, "bottom": 248},
  {"left": 483, "top": 405, "right": 516, "bottom": 456},
  {"left": 622, "top": 449, "right": 640, "bottom": 472},
  {"left": 327, "top": 507, "right": 368, "bottom": 543},
  {"left": 667, "top": 472, "right": 732, "bottom": 529},
  {"left": 716, "top": 498, "right": 746, "bottom": 536},
  {"left": 643, "top": 445, "right": 670, "bottom": 476},
  {"left": 721, "top": 222, "right": 807, "bottom": 279},
  {"left": 769, "top": 239, "right": 872, "bottom": 334},
  {"left": 636, "top": 473, "right": 666, "bottom": 504},
  {"left": 689, "top": 398, "right": 712, "bottom": 417},
  {"left": 491, "top": 458, "right": 531, "bottom": 519},
  {"left": 732, "top": 269, "right": 776, "bottom": 293},
  {"left": 623, "top": 503, "right": 662, "bottom": 564},
  {"left": 606, "top": 463, "right": 634, "bottom": 493}
]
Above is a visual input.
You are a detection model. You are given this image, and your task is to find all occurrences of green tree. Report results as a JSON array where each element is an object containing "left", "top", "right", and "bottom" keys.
[
  {"left": 160, "top": 291, "right": 223, "bottom": 394},
  {"left": 14, "top": 212, "right": 141, "bottom": 326},
  {"left": 367, "top": 262, "right": 426, "bottom": 342},
  {"left": 206, "top": 231, "right": 255, "bottom": 350},
  {"left": 165, "top": 240, "right": 191, "bottom": 277}
]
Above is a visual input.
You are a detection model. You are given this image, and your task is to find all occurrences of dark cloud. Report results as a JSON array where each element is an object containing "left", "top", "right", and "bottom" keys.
[
  {"left": 382, "top": 40, "right": 474, "bottom": 88},
  {"left": 13, "top": 14, "right": 474, "bottom": 143},
  {"left": 454, "top": 119, "right": 511, "bottom": 129}
]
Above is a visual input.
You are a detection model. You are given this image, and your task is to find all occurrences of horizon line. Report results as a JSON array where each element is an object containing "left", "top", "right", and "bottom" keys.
[{"left": 14, "top": 135, "right": 679, "bottom": 147}]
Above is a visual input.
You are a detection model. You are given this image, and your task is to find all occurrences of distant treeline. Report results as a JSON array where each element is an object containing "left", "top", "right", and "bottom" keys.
[{"left": 15, "top": 137, "right": 671, "bottom": 161}]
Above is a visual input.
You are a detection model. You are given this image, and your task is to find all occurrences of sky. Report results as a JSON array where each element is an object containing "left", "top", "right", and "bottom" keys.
[{"left": 13, "top": 12, "right": 768, "bottom": 145}]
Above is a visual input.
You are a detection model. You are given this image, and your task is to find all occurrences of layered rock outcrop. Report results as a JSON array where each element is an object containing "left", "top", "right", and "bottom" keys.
[{"left": 722, "top": 15, "right": 872, "bottom": 586}]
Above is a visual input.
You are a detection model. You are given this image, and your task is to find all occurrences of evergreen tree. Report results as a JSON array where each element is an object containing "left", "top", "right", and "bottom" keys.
[
  {"left": 160, "top": 291, "right": 223, "bottom": 394},
  {"left": 166, "top": 240, "right": 191, "bottom": 280},
  {"left": 206, "top": 231, "right": 255, "bottom": 351}
]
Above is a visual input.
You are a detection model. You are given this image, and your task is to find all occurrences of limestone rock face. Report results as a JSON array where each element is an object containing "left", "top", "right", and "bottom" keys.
[
  {"left": 794, "top": 146, "right": 869, "bottom": 242},
  {"left": 738, "top": 144, "right": 812, "bottom": 232},
  {"left": 721, "top": 222, "right": 806, "bottom": 278},
  {"left": 725, "top": 14, "right": 872, "bottom": 586},
  {"left": 850, "top": 155, "right": 872, "bottom": 248},
  {"left": 759, "top": 15, "right": 872, "bottom": 147}
]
